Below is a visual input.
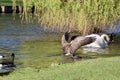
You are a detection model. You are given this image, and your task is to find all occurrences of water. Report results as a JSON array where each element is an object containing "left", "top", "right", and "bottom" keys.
[
  {"left": 0, "top": 14, "right": 120, "bottom": 73},
  {"left": 0, "top": 14, "right": 62, "bottom": 73}
]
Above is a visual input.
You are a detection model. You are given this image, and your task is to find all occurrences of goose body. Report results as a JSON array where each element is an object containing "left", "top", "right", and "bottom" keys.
[
  {"left": 84, "top": 34, "right": 110, "bottom": 48},
  {"left": 61, "top": 32, "right": 96, "bottom": 56},
  {"left": 0, "top": 53, "right": 15, "bottom": 69}
]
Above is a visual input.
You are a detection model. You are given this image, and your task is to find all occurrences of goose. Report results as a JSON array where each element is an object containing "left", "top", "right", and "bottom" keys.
[
  {"left": 83, "top": 34, "right": 110, "bottom": 48},
  {"left": 0, "top": 55, "right": 5, "bottom": 59},
  {"left": 61, "top": 32, "right": 96, "bottom": 56},
  {"left": 0, "top": 53, "right": 16, "bottom": 69}
]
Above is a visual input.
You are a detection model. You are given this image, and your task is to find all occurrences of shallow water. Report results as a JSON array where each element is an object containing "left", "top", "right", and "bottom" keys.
[
  {"left": 0, "top": 14, "right": 120, "bottom": 72},
  {"left": 0, "top": 14, "right": 62, "bottom": 70}
]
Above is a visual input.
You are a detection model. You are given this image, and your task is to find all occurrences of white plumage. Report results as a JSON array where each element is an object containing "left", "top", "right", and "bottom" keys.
[{"left": 84, "top": 34, "right": 110, "bottom": 48}]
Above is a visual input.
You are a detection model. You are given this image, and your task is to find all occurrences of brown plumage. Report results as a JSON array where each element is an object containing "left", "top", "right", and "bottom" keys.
[{"left": 61, "top": 32, "right": 96, "bottom": 56}]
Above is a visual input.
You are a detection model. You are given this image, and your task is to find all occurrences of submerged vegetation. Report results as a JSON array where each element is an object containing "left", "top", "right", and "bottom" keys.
[{"left": 12, "top": 0, "right": 120, "bottom": 34}]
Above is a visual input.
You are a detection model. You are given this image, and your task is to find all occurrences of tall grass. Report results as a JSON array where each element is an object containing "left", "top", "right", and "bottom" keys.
[{"left": 13, "top": 0, "right": 120, "bottom": 34}]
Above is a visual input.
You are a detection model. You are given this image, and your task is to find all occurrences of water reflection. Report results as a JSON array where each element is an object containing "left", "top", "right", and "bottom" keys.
[
  {"left": 83, "top": 47, "right": 105, "bottom": 53},
  {"left": 0, "top": 14, "right": 57, "bottom": 53}
]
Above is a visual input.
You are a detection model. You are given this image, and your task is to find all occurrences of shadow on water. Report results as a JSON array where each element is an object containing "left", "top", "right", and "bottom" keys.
[{"left": 0, "top": 72, "right": 11, "bottom": 76}]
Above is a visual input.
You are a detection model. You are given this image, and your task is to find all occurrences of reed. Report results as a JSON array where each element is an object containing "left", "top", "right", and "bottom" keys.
[{"left": 12, "top": 0, "right": 120, "bottom": 34}]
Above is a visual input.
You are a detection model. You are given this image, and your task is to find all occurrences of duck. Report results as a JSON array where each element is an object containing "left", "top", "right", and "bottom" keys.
[
  {"left": 0, "top": 53, "right": 16, "bottom": 69},
  {"left": 61, "top": 32, "right": 96, "bottom": 56},
  {"left": 83, "top": 34, "right": 110, "bottom": 48}
]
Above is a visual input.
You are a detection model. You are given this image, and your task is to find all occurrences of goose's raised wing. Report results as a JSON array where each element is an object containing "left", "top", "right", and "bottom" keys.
[
  {"left": 61, "top": 32, "right": 70, "bottom": 48},
  {"left": 70, "top": 36, "right": 96, "bottom": 52}
]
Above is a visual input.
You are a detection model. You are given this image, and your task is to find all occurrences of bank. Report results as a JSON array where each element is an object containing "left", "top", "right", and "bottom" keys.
[{"left": 1, "top": 56, "right": 120, "bottom": 80}]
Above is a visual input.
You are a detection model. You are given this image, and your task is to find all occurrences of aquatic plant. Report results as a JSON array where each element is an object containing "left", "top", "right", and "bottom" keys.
[{"left": 12, "top": 0, "right": 120, "bottom": 34}]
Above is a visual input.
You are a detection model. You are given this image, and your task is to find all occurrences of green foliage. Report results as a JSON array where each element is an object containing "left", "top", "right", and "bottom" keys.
[
  {"left": 0, "top": 0, "right": 22, "bottom": 6},
  {"left": 12, "top": 0, "right": 120, "bottom": 34}
]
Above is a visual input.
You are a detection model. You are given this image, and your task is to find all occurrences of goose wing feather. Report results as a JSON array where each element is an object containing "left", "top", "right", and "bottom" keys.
[
  {"left": 70, "top": 36, "right": 96, "bottom": 52},
  {"left": 61, "top": 32, "right": 70, "bottom": 48}
]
